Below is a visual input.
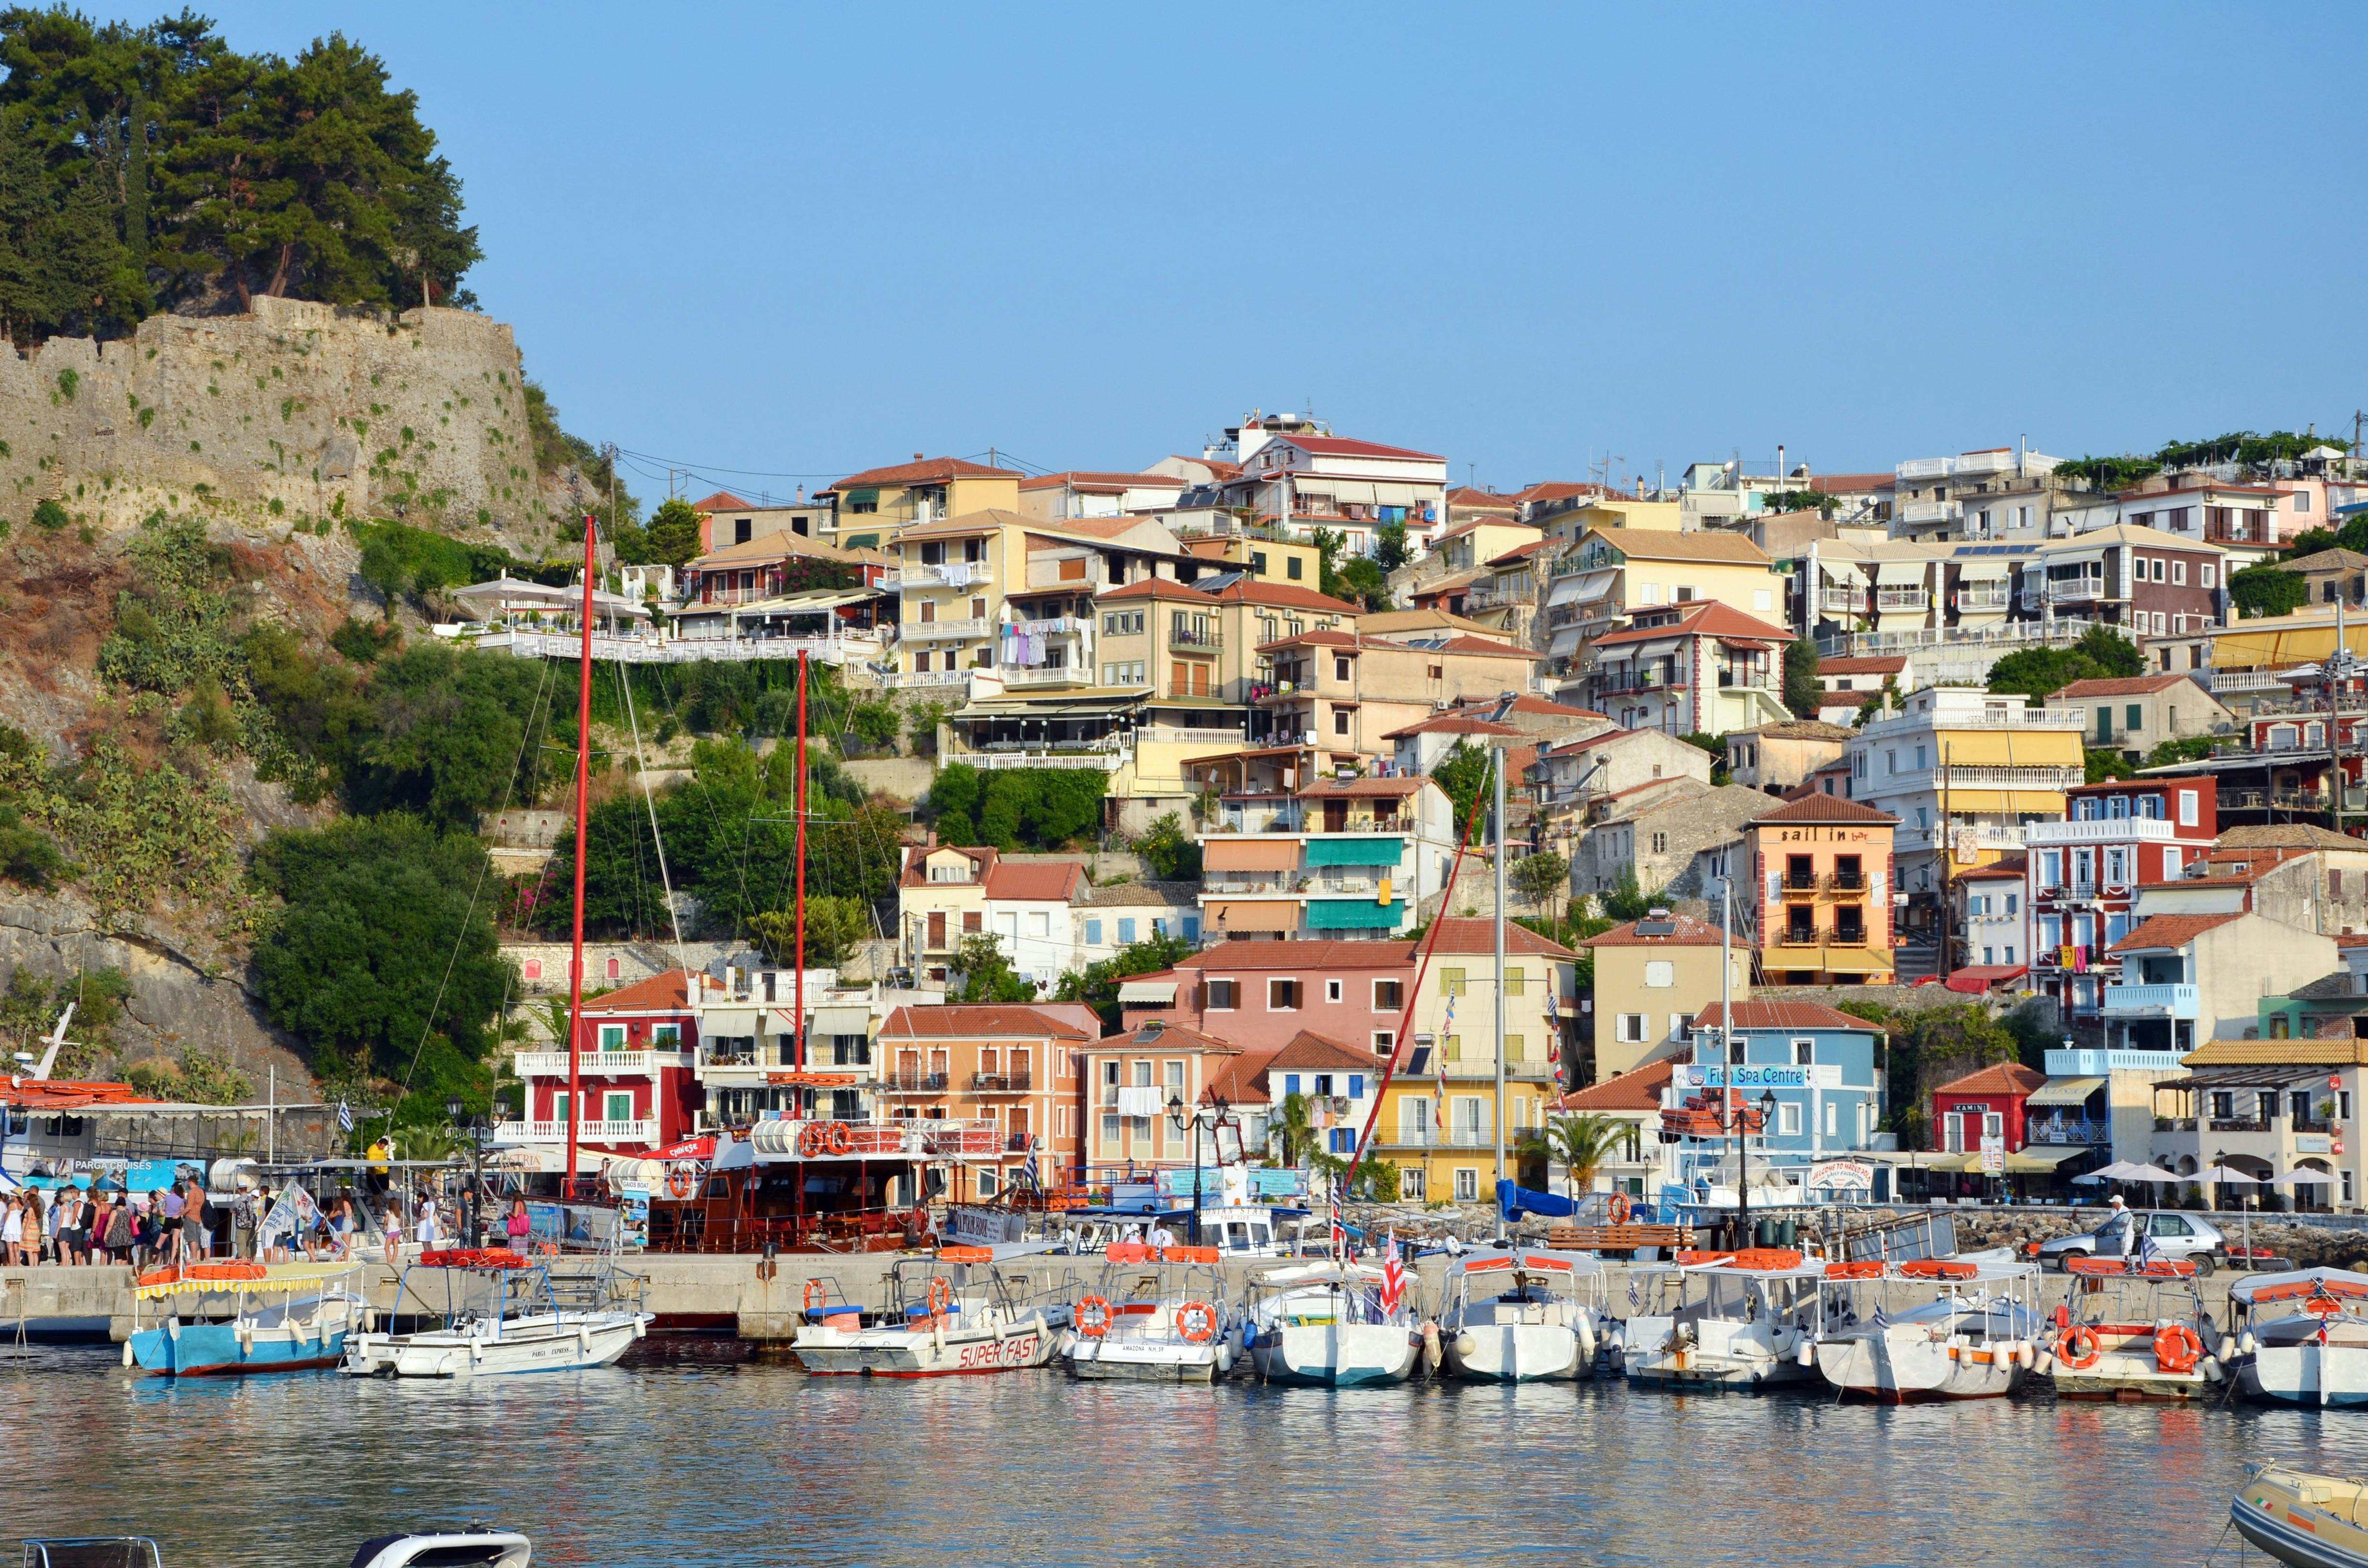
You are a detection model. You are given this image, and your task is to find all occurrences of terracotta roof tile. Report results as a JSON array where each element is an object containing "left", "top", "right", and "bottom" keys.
[
  {"left": 1422, "top": 918, "right": 1577, "bottom": 958},
  {"left": 691, "top": 490, "right": 756, "bottom": 511},
  {"left": 581, "top": 968, "right": 715, "bottom": 1013},
  {"left": 2049, "top": 674, "right": 2202, "bottom": 700},
  {"left": 1556, "top": 1059, "right": 1675, "bottom": 1112},
  {"left": 1748, "top": 794, "right": 1900, "bottom": 827},
  {"left": 2107, "top": 912, "right": 2247, "bottom": 954},
  {"left": 1929, "top": 1061, "right": 2048, "bottom": 1097},
  {"left": 1815, "top": 656, "right": 1907, "bottom": 676},
  {"left": 900, "top": 845, "right": 995, "bottom": 888},
  {"left": 1692, "top": 1000, "right": 1883, "bottom": 1033},
  {"left": 1580, "top": 915, "right": 1727, "bottom": 948},
  {"left": 1584, "top": 526, "right": 1771, "bottom": 566},
  {"left": 829, "top": 456, "right": 1021, "bottom": 490},
  {"left": 1276, "top": 434, "right": 1445, "bottom": 462},
  {"left": 881, "top": 1005, "right": 1095, "bottom": 1041},
  {"left": 1591, "top": 600, "right": 1793, "bottom": 648},
  {"left": 1173, "top": 941, "right": 1416, "bottom": 972},
  {"left": 981, "top": 860, "right": 1086, "bottom": 902}
]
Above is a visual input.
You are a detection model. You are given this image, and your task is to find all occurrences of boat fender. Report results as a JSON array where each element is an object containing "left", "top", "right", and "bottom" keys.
[
  {"left": 2017, "top": 1342, "right": 2035, "bottom": 1371},
  {"left": 2034, "top": 1349, "right": 2055, "bottom": 1377},
  {"left": 1797, "top": 1339, "right": 1815, "bottom": 1368},
  {"left": 2240, "top": 1331, "right": 2258, "bottom": 1357},
  {"left": 2203, "top": 1356, "right": 2224, "bottom": 1383},
  {"left": 1216, "top": 1342, "right": 1236, "bottom": 1376},
  {"left": 363, "top": 1309, "right": 376, "bottom": 1333},
  {"left": 1453, "top": 1331, "right": 1476, "bottom": 1361},
  {"left": 120, "top": 1340, "right": 132, "bottom": 1368},
  {"left": 932, "top": 1322, "right": 946, "bottom": 1360},
  {"left": 633, "top": 1317, "right": 647, "bottom": 1341},
  {"left": 1575, "top": 1313, "right": 1596, "bottom": 1363},
  {"left": 1420, "top": 1320, "right": 1441, "bottom": 1372}
]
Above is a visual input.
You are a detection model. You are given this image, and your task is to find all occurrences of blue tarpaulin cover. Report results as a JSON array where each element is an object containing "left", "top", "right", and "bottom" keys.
[{"left": 1497, "top": 1179, "right": 1577, "bottom": 1222}]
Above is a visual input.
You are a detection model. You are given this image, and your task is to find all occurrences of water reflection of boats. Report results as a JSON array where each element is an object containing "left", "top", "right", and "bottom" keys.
[
  {"left": 2232, "top": 1462, "right": 2368, "bottom": 1568},
  {"left": 1623, "top": 1250, "right": 1822, "bottom": 1391},
  {"left": 2229, "top": 1269, "right": 2368, "bottom": 1408},
  {"left": 343, "top": 1250, "right": 649, "bottom": 1377},
  {"left": 1811, "top": 1257, "right": 2041, "bottom": 1402},
  {"left": 1062, "top": 1242, "right": 1238, "bottom": 1382},
  {"left": 123, "top": 1261, "right": 368, "bottom": 1377},
  {"left": 1438, "top": 1250, "right": 1607, "bottom": 1383},
  {"left": 792, "top": 1245, "right": 1075, "bottom": 1377}
]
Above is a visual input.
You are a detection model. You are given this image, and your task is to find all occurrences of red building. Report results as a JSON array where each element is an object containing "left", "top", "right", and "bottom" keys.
[
  {"left": 1928, "top": 1062, "right": 2048, "bottom": 1156},
  {"left": 2025, "top": 774, "right": 2219, "bottom": 1018},
  {"left": 498, "top": 969, "right": 709, "bottom": 1160}
]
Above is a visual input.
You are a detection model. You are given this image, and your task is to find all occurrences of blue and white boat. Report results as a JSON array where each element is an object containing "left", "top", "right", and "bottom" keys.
[
  {"left": 1238, "top": 1261, "right": 1420, "bottom": 1387},
  {"left": 124, "top": 1262, "right": 368, "bottom": 1376}
]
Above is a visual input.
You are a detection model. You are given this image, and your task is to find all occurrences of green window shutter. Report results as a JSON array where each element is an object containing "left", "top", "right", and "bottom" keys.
[{"left": 2126, "top": 704, "right": 2142, "bottom": 732}]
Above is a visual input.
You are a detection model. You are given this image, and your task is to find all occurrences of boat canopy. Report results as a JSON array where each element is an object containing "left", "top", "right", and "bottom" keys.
[
  {"left": 132, "top": 1260, "right": 363, "bottom": 1300},
  {"left": 1454, "top": 1249, "right": 1603, "bottom": 1278},
  {"left": 2231, "top": 1267, "right": 2368, "bottom": 1306}
]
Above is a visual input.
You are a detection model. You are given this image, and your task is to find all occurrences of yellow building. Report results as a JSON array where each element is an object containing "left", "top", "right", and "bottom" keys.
[
  {"left": 1744, "top": 794, "right": 1902, "bottom": 986},
  {"left": 1544, "top": 526, "right": 1782, "bottom": 683},
  {"left": 1370, "top": 919, "right": 1577, "bottom": 1203},
  {"left": 1577, "top": 913, "right": 1753, "bottom": 1081},
  {"left": 820, "top": 455, "right": 1023, "bottom": 548},
  {"left": 1531, "top": 492, "right": 1685, "bottom": 549}
]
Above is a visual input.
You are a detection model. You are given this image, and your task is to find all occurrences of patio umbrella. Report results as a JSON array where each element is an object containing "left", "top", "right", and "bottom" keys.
[
  {"left": 2071, "top": 1161, "right": 2139, "bottom": 1184},
  {"left": 2117, "top": 1164, "right": 2181, "bottom": 1183},
  {"left": 2195, "top": 1164, "right": 2264, "bottom": 1183}
]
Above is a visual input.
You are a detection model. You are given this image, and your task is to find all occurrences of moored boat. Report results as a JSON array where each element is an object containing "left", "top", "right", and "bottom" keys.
[
  {"left": 343, "top": 1249, "right": 650, "bottom": 1378},
  {"left": 1811, "top": 1256, "right": 2042, "bottom": 1403},
  {"left": 2043, "top": 1255, "right": 2221, "bottom": 1402},
  {"left": 2233, "top": 1462, "right": 2368, "bottom": 1568},
  {"left": 123, "top": 1260, "right": 367, "bottom": 1377},
  {"left": 1063, "top": 1242, "right": 1237, "bottom": 1382},
  {"left": 793, "top": 1245, "right": 1074, "bottom": 1377},
  {"left": 2228, "top": 1269, "right": 2368, "bottom": 1409},
  {"left": 1238, "top": 1260, "right": 1421, "bottom": 1387},
  {"left": 1439, "top": 1250, "right": 1607, "bottom": 1383},
  {"left": 1623, "top": 1248, "right": 1822, "bottom": 1391}
]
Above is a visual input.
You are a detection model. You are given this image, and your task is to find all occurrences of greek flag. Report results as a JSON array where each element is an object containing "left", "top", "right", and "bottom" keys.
[
  {"left": 336, "top": 1100, "right": 354, "bottom": 1134},
  {"left": 1627, "top": 1276, "right": 1639, "bottom": 1310},
  {"left": 1022, "top": 1137, "right": 1040, "bottom": 1192},
  {"left": 2139, "top": 1228, "right": 2161, "bottom": 1268},
  {"left": 1872, "top": 1304, "right": 1890, "bottom": 1329}
]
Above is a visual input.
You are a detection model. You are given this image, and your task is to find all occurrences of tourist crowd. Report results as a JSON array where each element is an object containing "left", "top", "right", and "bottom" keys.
[{"left": 1, "top": 1177, "right": 534, "bottom": 1269}]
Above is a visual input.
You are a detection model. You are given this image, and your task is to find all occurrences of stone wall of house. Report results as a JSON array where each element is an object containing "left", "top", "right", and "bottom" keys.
[{"left": 0, "top": 297, "right": 556, "bottom": 546}]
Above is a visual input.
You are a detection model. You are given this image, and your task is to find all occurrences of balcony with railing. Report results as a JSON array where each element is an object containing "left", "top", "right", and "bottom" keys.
[
  {"left": 2025, "top": 816, "right": 2180, "bottom": 847},
  {"left": 1817, "top": 586, "right": 1867, "bottom": 614},
  {"left": 883, "top": 668, "right": 971, "bottom": 690},
  {"left": 1781, "top": 873, "right": 1820, "bottom": 901},
  {"left": 492, "top": 1118, "right": 660, "bottom": 1146},
  {"left": 1954, "top": 586, "right": 2014, "bottom": 611},
  {"left": 512, "top": 1049, "right": 691, "bottom": 1077},
  {"left": 903, "top": 617, "right": 992, "bottom": 642},
  {"left": 2101, "top": 981, "right": 2199, "bottom": 1018},
  {"left": 1876, "top": 588, "right": 1932, "bottom": 611},
  {"left": 969, "top": 1072, "right": 1035, "bottom": 1093},
  {"left": 885, "top": 1070, "right": 952, "bottom": 1092},
  {"left": 1004, "top": 664, "right": 1092, "bottom": 688},
  {"left": 885, "top": 562, "right": 993, "bottom": 589},
  {"left": 1895, "top": 500, "right": 1955, "bottom": 526},
  {"left": 2026, "top": 1118, "right": 2106, "bottom": 1146},
  {"left": 1168, "top": 625, "right": 1225, "bottom": 651}
]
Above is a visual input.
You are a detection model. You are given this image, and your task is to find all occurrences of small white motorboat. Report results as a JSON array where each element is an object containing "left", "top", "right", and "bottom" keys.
[
  {"left": 1439, "top": 1250, "right": 1608, "bottom": 1383},
  {"left": 1624, "top": 1249, "right": 1823, "bottom": 1391},
  {"left": 1063, "top": 1242, "right": 1238, "bottom": 1382},
  {"left": 2228, "top": 1268, "right": 2368, "bottom": 1409},
  {"left": 2043, "top": 1255, "right": 2222, "bottom": 1401},
  {"left": 1238, "top": 1260, "right": 1421, "bottom": 1387},
  {"left": 1811, "top": 1257, "right": 2043, "bottom": 1402},
  {"left": 794, "top": 1245, "right": 1074, "bottom": 1378},
  {"left": 343, "top": 1249, "right": 649, "bottom": 1378}
]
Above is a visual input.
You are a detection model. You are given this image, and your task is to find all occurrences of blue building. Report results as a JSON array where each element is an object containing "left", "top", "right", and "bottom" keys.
[{"left": 1665, "top": 1001, "right": 1889, "bottom": 1207}]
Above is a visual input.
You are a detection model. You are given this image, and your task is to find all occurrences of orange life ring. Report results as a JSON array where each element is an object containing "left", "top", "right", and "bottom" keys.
[
  {"left": 1726, "top": 1248, "right": 1804, "bottom": 1271},
  {"left": 826, "top": 1122, "right": 854, "bottom": 1156},
  {"left": 2154, "top": 1323, "right": 2204, "bottom": 1375},
  {"left": 1608, "top": 1193, "right": 1631, "bottom": 1225},
  {"left": 666, "top": 1169, "right": 695, "bottom": 1199},
  {"left": 1175, "top": 1301, "right": 1217, "bottom": 1343},
  {"left": 2304, "top": 1293, "right": 2348, "bottom": 1318},
  {"left": 927, "top": 1276, "right": 953, "bottom": 1315},
  {"left": 1825, "top": 1260, "right": 1884, "bottom": 1281},
  {"left": 803, "top": 1278, "right": 827, "bottom": 1312},
  {"left": 2056, "top": 1326, "right": 2101, "bottom": 1370},
  {"left": 799, "top": 1123, "right": 825, "bottom": 1158},
  {"left": 1899, "top": 1258, "right": 1979, "bottom": 1281},
  {"left": 1076, "top": 1295, "right": 1112, "bottom": 1338}
]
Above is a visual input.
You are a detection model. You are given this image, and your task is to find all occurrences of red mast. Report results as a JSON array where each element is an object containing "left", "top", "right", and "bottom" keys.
[
  {"left": 793, "top": 651, "right": 809, "bottom": 1071},
  {"left": 565, "top": 513, "right": 595, "bottom": 1193}
]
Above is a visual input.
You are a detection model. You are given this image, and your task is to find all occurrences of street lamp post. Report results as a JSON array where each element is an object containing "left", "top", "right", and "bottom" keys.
[
  {"left": 1168, "top": 1091, "right": 1234, "bottom": 1246},
  {"left": 1735, "top": 1088, "right": 1777, "bottom": 1250}
]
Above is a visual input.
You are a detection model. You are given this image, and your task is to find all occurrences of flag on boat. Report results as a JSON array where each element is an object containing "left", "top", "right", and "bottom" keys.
[
  {"left": 336, "top": 1099, "right": 353, "bottom": 1133},
  {"left": 254, "top": 1184, "right": 321, "bottom": 1256},
  {"left": 1328, "top": 1184, "right": 1346, "bottom": 1259},
  {"left": 1380, "top": 1231, "right": 1406, "bottom": 1315},
  {"left": 2138, "top": 1228, "right": 2161, "bottom": 1268}
]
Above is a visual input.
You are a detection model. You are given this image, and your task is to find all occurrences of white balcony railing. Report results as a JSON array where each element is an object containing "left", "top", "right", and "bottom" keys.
[
  {"left": 902, "top": 617, "right": 992, "bottom": 642},
  {"left": 491, "top": 1118, "right": 660, "bottom": 1145},
  {"left": 1818, "top": 588, "right": 1865, "bottom": 613},
  {"left": 885, "top": 563, "right": 993, "bottom": 589},
  {"left": 1876, "top": 590, "right": 1931, "bottom": 610},
  {"left": 2100, "top": 982, "right": 2199, "bottom": 1018},
  {"left": 1004, "top": 665, "right": 1091, "bottom": 687},
  {"left": 884, "top": 669, "right": 971, "bottom": 690},
  {"left": 510, "top": 1050, "right": 689, "bottom": 1078},
  {"left": 1895, "top": 500, "right": 1954, "bottom": 525},
  {"left": 2024, "top": 817, "right": 2180, "bottom": 847}
]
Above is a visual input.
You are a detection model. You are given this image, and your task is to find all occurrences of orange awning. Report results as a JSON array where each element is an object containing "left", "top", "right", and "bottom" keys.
[
  {"left": 1206, "top": 900, "right": 1299, "bottom": 932},
  {"left": 1204, "top": 839, "right": 1301, "bottom": 872}
]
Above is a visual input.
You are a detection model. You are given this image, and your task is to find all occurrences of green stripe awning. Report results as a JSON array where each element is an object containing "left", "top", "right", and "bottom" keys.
[
  {"left": 844, "top": 488, "right": 879, "bottom": 505},
  {"left": 1302, "top": 836, "right": 1406, "bottom": 867},
  {"left": 1304, "top": 898, "right": 1407, "bottom": 930}
]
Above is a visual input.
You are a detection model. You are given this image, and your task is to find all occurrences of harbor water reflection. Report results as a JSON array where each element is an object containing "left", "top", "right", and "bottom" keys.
[{"left": 6, "top": 1350, "right": 2368, "bottom": 1566}]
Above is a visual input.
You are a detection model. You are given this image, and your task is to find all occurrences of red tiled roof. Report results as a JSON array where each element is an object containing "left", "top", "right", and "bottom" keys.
[
  {"left": 1815, "top": 656, "right": 1907, "bottom": 676},
  {"left": 1266, "top": 1029, "right": 1379, "bottom": 1072},
  {"left": 1168, "top": 455, "right": 1242, "bottom": 480},
  {"left": 1485, "top": 540, "right": 1549, "bottom": 566},
  {"left": 1448, "top": 694, "right": 1609, "bottom": 721},
  {"left": 1693, "top": 1001, "right": 1882, "bottom": 1033},
  {"left": 829, "top": 456, "right": 1022, "bottom": 490},
  {"left": 1580, "top": 915, "right": 1726, "bottom": 948},
  {"left": 0, "top": 1078, "right": 161, "bottom": 1111},
  {"left": 1929, "top": 1061, "right": 2048, "bottom": 1097},
  {"left": 1807, "top": 473, "right": 1893, "bottom": 494},
  {"left": 1296, "top": 775, "right": 1428, "bottom": 799},
  {"left": 1750, "top": 794, "right": 1900, "bottom": 827},
  {"left": 1203, "top": 579, "right": 1365, "bottom": 615},
  {"left": 1590, "top": 600, "right": 1791, "bottom": 648},
  {"left": 1954, "top": 856, "right": 2028, "bottom": 882},
  {"left": 1276, "top": 434, "right": 1444, "bottom": 462},
  {"left": 1016, "top": 471, "right": 1186, "bottom": 492},
  {"left": 581, "top": 968, "right": 714, "bottom": 1014},
  {"left": 1556, "top": 1059, "right": 1675, "bottom": 1113},
  {"left": 1422, "top": 918, "right": 1577, "bottom": 959},
  {"left": 2049, "top": 674, "right": 2202, "bottom": 700},
  {"left": 1093, "top": 577, "right": 1223, "bottom": 606},
  {"left": 1204, "top": 1048, "right": 1278, "bottom": 1107},
  {"left": 881, "top": 1005, "right": 1095, "bottom": 1041},
  {"left": 900, "top": 845, "right": 995, "bottom": 888},
  {"left": 1381, "top": 715, "right": 1525, "bottom": 741},
  {"left": 691, "top": 490, "right": 756, "bottom": 512},
  {"left": 982, "top": 860, "right": 1086, "bottom": 902},
  {"left": 1445, "top": 486, "right": 1519, "bottom": 510},
  {"left": 2107, "top": 912, "right": 2246, "bottom": 954}
]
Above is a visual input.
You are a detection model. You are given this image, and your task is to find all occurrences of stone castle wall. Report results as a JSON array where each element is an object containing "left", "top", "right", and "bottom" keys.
[{"left": 0, "top": 297, "right": 555, "bottom": 544}]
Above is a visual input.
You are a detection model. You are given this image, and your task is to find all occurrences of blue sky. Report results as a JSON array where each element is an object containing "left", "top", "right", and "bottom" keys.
[{"left": 210, "top": 3, "right": 2367, "bottom": 503}]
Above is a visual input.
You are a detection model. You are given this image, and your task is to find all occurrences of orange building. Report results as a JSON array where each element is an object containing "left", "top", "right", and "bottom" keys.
[
  {"left": 1744, "top": 794, "right": 1901, "bottom": 985},
  {"left": 878, "top": 1004, "right": 1097, "bottom": 1200}
]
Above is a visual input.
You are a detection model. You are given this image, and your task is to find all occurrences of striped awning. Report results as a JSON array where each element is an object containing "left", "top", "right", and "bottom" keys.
[
  {"left": 1205, "top": 838, "right": 1300, "bottom": 872},
  {"left": 1304, "top": 898, "right": 1406, "bottom": 931},
  {"left": 1207, "top": 900, "right": 1298, "bottom": 932},
  {"left": 2026, "top": 1077, "right": 2104, "bottom": 1107},
  {"left": 1117, "top": 979, "right": 1177, "bottom": 1005}
]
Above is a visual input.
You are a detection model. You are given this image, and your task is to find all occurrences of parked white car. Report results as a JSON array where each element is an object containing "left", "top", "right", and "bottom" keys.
[{"left": 2035, "top": 1209, "right": 2227, "bottom": 1273}]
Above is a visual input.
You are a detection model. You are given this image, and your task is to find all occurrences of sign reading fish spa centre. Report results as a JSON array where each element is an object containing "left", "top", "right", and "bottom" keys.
[{"left": 1686, "top": 1064, "right": 1844, "bottom": 1091}]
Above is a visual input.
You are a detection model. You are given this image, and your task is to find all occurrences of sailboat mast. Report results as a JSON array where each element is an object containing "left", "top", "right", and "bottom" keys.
[
  {"left": 794, "top": 650, "right": 809, "bottom": 1071},
  {"left": 566, "top": 513, "right": 595, "bottom": 1192}
]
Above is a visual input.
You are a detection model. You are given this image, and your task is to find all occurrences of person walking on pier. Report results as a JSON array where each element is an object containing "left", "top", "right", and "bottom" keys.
[
  {"left": 20, "top": 1191, "right": 41, "bottom": 1267},
  {"left": 184, "top": 1178, "right": 212, "bottom": 1261},
  {"left": 101, "top": 1193, "right": 131, "bottom": 1265}
]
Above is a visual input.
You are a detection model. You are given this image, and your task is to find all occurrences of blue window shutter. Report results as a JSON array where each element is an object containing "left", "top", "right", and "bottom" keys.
[
  {"left": 1285, "top": 1074, "right": 1301, "bottom": 1096},
  {"left": 1349, "top": 1074, "right": 1364, "bottom": 1098},
  {"left": 1118, "top": 917, "right": 1137, "bottom": 944},
  {"left": 1085, "top": 918, "right": 1102, "bottom": 946},
  {"left": 1183, "top": 915, "right": 1202, "bottom": 940}
]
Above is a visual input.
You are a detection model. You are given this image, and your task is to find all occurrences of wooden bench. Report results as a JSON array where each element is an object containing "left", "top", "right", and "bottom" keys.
[{"left": 1548, "top": 1224, "right": 1694, "bottom": 1257}]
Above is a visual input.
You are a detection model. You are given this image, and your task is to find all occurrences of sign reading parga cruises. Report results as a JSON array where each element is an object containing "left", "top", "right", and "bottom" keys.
[{"left": 1808, "top": 1158, "right": 1874, "bottom": 1192}]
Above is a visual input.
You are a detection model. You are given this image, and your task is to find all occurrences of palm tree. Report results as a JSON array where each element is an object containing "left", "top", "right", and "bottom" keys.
[
  {"left": 1517, "top": 1112, "right": 1631, "bottom": 1203},
  {"left": 1273, "top": 1091, "right": 1320, "bottom": 1167}
]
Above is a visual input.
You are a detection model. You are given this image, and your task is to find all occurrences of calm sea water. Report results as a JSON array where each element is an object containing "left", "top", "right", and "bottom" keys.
[{"left": 0, "top": 1349, "right": 2359, "bottom": 1567}]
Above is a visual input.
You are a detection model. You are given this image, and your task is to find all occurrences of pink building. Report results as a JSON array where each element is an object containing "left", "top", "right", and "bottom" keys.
[{"left": 1125, "top": 940, "right": 1417, "bottom": 1059}]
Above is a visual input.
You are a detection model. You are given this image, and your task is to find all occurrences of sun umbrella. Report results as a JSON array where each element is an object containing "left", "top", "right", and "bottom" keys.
[
  {"left": 2196, "top": 1164, "right": 2265, "bottom": 1183},
  {"left": 2072, "top": 1161, "right": 2141, "bottom": 1183},
  {"left": 2117, "top": 1164, "right": 2181, "bottom": 1183},
  {"left": 2272, "top": 1167, "right": 2337, "bottom": 1185}
]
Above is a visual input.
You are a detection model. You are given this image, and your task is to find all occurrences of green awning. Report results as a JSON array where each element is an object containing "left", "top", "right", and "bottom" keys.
[
  {"left": 1304, "top": 898, "right": 1407, "bottom": 931},
  {"left": 2026, "top": 1077, "right": 2105, "bottom": 1108},
  {"left": 844, "top": 488, "right": 879, "bottom": 506},
  {"left": 1302, "top": 836, "right": 1406, "bottom": 867},
  {"left": 841, "top": 533, "right": 879, "bottom": 551}
]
